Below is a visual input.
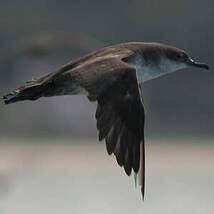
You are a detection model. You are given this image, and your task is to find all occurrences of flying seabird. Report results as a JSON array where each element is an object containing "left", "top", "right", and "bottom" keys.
[{"left": 2, "top": 42, "right": 209, "bottom": 199}]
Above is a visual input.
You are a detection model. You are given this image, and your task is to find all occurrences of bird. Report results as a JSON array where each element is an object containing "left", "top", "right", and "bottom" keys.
[{"left": 2, "top": 42, "right": 209, "bottom": 200}]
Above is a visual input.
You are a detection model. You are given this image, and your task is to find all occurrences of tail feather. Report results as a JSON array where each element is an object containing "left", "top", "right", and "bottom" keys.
[
  {"left": 3, "top": 91, "right": 19, "bottom": 104},
  {"left": 3, "top": 79, "right": 45, "bottom": 104},
  {"left": 3, "top": 71, "right": 83, "bottom": 105}
]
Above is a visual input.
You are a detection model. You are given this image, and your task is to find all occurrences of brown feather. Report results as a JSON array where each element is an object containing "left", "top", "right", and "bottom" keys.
[{"left": 96, "top": 70, "right": 145, "bottom": 186}]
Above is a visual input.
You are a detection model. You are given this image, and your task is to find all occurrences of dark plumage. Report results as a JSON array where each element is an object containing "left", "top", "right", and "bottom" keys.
[
  {"left": 2, "top": 42, "right": 209, "bottom": 200},
  {"left": 96, "top": 71, "right": 145, "bottom": 176}
]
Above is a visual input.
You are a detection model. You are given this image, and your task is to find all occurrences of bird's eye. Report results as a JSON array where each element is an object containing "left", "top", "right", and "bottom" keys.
[{"left": 176, "top": 54, "right": 182, "bottom": 60}]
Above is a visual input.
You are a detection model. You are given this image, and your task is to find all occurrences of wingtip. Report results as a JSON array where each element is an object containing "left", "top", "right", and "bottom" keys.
[
  {"left": 139, "top": 139, "right": 146, "bottom": 201},
  {"left": 134, "top": 173, "right": 137, "bottom": 188},
  {"left": 141, "top": 186, "right": 145, "bottom": 201}
]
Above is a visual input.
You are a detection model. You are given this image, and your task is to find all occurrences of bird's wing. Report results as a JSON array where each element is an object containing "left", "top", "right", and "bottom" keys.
[
  {"left": 3, "top": 47, "right": 135, "bottom": 103},
  {"left": 68, "top": 48, "right": 135, "bottom": 98},
  {"left": 71, "top": 51, "right": 146, "bottom": 199},
  {"left": 95, "top": 68, "right": 145, "bottom": 199},
  {"left": 22, "top": 46, "right": 134, "bottom": 87}
]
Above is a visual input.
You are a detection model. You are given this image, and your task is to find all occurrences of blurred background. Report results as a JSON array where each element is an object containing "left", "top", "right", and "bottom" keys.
[{"left": 0, "top": 0, "right": 214, "bottom": 213}]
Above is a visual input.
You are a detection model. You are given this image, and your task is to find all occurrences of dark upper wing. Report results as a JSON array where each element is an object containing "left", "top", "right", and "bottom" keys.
[
  {"left": 95, "top": 69, "right": 145, "bottom": 199},
  {"left": 22, "top": 45, "right": 134, "bottom": 87},
  {"left": 69, "top": 49, "right": 135, "bottom": 98},
  {"left": 4, "top": 46, "right": 134, "bottom": 104}
]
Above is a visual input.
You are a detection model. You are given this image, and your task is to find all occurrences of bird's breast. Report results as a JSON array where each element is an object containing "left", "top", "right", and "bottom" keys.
[{"left": 127, "top": 54, "right": 162, "bottom": 83}]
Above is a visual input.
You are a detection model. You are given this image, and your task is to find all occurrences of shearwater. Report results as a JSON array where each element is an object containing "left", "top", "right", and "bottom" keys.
[{"left": 2, "top": 42, "right": 209, "bottom": 200}]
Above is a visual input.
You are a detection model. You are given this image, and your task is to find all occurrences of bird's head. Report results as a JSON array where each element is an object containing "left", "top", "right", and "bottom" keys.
[
  {"left": 164, "top": 45, "right": 209, "bottom": 71},
  {"left": 143, "top": 43, "right": 209, "bottom": 77}
]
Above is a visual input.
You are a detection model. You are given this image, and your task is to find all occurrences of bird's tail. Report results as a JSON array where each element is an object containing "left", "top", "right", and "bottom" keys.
[{"left": 2, "top": 78, "right": 47, "bottom": 104}]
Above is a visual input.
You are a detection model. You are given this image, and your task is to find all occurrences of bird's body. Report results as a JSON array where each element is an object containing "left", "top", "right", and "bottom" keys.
[{"left": 2, "top": 42, "right": 209, "bottom": 199}]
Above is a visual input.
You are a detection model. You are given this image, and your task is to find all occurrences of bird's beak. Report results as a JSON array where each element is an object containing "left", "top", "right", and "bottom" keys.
[{"left": 187, "top": 58, "right": 209, "bottom": 70}]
